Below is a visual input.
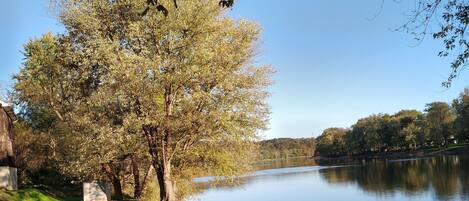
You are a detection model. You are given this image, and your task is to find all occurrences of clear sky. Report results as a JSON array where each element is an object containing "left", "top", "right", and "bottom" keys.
[{"left": 1, "top": 0, "right": 468, "bottom": 139}]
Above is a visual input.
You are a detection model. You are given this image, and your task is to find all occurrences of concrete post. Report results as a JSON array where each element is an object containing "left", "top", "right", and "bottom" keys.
[
  {"left": 83, "top": 181, "right": 111, "bottom": 201},
  {"left": 0, "top": 167, "right": 17, "bottom": 190}
]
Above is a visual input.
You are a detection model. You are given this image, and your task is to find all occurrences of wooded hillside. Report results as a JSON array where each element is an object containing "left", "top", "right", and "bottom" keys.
[{"left": 258, "top": 138, "right": 315, "bottom": 160}]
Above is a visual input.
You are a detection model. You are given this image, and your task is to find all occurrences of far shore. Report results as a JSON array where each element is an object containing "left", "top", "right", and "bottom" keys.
[{"left": 314, "top": 143, "right": 469, "bottom": 161}]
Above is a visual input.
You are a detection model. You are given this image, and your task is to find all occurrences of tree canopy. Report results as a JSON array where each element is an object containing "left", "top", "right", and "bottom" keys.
[
  {"left": 315, "top": 89, "right": 468, "bottom": 157},
  {"left": 258, "top": 138, "right": 316, "bottom": 160},
  {"left": 14, "top": 0, "right": 272, "bottom": 200}
]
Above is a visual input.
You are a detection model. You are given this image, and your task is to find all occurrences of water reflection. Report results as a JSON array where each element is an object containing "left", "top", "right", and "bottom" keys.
[
  {"left": 319, "top": 156, "right": 469, "bottom": 201},
  {"left": 191, "top": 155, "right": 469, "bottom": 201},
  {"left": 254, "top": 157, "right": 318, "bottom": 170}
]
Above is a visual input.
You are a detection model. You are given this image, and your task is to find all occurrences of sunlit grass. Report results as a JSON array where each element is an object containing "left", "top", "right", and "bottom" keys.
[{"left": 0, "top": 188, "right": 79, "bottom": 201}]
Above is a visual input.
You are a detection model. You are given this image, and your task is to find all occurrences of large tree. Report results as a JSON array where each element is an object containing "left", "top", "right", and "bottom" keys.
[
  {"left": 14, "top": 32, "right": 152, "bottom": 200},
  {"left": 16, "top": 0, "right": 271, "bottom": 201}
]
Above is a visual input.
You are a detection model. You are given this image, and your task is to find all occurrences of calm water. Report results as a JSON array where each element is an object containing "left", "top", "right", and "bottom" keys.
[{"left": 190, "top": 155, "right": 469, "bottom": 201}]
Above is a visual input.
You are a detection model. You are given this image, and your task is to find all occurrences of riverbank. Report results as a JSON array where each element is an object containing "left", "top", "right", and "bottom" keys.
[
  {"left": 0, "top": 187, "right": 80, "bottom": 201},
  {"left": 315, "top": 143, "right": 469, "bottom": 161}
]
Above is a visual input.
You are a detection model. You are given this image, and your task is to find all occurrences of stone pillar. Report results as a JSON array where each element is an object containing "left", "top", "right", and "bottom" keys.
[
  {"left": 0, "top": 167, "right": 17, "bottom": 190},
  {"left": 83, "top": 181, "right": 111, "bottom": 201},
  {"left": 0, "top": 102, "right": 17, "bottom": 190}
]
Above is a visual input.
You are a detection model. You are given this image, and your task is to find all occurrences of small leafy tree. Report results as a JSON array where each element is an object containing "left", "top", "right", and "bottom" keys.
[
  {"left": 394, "top": 110, "right": 423, "bottom": 150},
  {"left": 453, "top": 88, "right": 469, "bottom": 142},
  {"left": 315, "top": 128, "right": 348, "bottom": 157},
  {"left": 401, "top": 123, "right": 420, "bottom": 150},
  {"left": 425, "top": 102, "right": 456, "bottom": 147}
]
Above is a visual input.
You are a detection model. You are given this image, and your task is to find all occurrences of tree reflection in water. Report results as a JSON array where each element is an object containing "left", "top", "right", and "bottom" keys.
[{"left": 318, "top": 156, "right": 469, "bottom": 201}]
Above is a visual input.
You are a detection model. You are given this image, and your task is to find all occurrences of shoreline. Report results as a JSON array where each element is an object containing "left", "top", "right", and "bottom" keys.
[{"left": 314, "top": 144, "right": 469, "bottom": 161}]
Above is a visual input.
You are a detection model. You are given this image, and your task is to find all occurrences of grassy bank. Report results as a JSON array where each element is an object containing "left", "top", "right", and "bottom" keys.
[{"left": 0, "top": 188, "right": 80, "bottom": 201}]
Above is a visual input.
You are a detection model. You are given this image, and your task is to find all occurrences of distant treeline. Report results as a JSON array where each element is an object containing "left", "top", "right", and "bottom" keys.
[
  {"left": 315, "top": 88, "right": 469, "bottom": 157},
  {"left": 258, "top": 138, "right": 315, "bottom": 160}
]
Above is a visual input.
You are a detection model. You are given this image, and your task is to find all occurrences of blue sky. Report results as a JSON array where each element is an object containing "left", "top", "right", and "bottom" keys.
[{"left": 1, "top": 0, "right": 468, "bottom": 139}]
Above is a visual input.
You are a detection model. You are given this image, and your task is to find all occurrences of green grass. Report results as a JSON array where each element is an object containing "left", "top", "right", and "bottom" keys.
[
  {"left": 420, "top": 143, "right": 469, "bottom": 154},
  {"left": 0, "top": 188, "right": 79, "bottom": 201}
]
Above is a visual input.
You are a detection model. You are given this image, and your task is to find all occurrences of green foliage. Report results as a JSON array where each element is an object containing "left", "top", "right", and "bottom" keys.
[
  {"left": 14, "top": 32, "right": 151, "bottom": 201},
  {"left": 401, "top": 123, "right": 420, "bottom": 150},
  {"left": 14, "top": 0, "right": 271, "bottom": 200},
  {"left": 425, "top": 102, "right": 456, "bottom": 147},
  {"left": 315, "top": 89, "right": 468, "bottom": 157},
  {"left": 14, "top": 110, "right": 79, "bottom": 191},
  {"left": 315, "top": 128, "right": 347, "bottom": 157},
  {"left": 258, "top": 138, "right": 315, "bottom": 160},
  {"left": 453, "top": 88, "right": 469, "bottom": 141},
  {"left": 0, "top": 188, "right": 59, "bottom": 201},
  {"left": 400, "top": 1, "right": 469, "bottom": 86}
]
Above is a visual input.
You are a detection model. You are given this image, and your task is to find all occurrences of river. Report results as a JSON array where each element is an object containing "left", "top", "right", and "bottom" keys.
[{"left": 190, "top": 155, "right": 469, "bottom": 201}]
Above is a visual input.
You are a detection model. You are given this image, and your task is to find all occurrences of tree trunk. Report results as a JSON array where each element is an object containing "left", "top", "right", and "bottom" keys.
[
  {"left": 155, "top": 161, "right": 176, "bottom": 201},
  {"left": 142, "top": 125, "right": 176, "bottom": 201},
  {"left": 131, "top": 156, "right": 142, "bottom": 199},
  {"left": 102, "top": 163, "right": 124, "bottom": 200},
  {"left": 156, "top": 85, "right": 176, "bottom": 201},
  {"left": 143, "top": 86, "right": 177, "bottom": 201},
  {"left": 111, "top": 176, "right": 124, "bottom": 200}
]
